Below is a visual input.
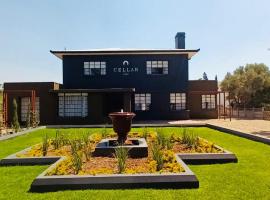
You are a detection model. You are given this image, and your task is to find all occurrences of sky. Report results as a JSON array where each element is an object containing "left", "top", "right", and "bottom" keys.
[{"left": 0, "top": 0, "right": 270, "bottom": 84}]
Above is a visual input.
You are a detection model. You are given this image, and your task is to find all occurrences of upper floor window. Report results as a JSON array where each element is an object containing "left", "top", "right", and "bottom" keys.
[
  {"left": 135, "top": 93, "right": 151, "bottom": 111},
  {"left": 58, "top": 93, "right": 88, "bottom": 117},
  {"left": 202, "top": 94, "right": 216, "bottom": 109},
  {"left": 170, "top": 93, "right": 186, "bottom": 110},
  {"left": 84, "top": 62, "right": 106, "bottom": 76},
  {"left": 146, "top": 61, "right": 168, "bottom": 75}
]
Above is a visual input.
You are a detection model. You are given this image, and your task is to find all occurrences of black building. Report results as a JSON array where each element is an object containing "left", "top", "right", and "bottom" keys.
[{"left": 3, "top": 32, "right": 218, "bottom": 125}]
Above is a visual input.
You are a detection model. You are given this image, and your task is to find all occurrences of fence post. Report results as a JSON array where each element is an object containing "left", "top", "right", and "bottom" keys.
[{"left": 262, "top": 107, "right": 264, "bottom": 120}]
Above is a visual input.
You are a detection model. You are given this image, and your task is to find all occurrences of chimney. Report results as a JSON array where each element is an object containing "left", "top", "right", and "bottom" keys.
[{"left": 175, "top": 32, "right": 185, "bottom": 49}]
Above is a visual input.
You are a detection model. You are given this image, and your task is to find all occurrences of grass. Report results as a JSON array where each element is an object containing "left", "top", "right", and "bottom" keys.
[{"left": 0, "top": 127, "right": 270, "bottom": 199}]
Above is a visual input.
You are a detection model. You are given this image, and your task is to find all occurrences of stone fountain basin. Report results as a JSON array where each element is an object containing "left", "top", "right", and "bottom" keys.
[
  {"left": 93, "top": 138, "right": 148, "bottom": 158},
  {"left": 109, "top": 112, "right": 136, "bottom": 144}
]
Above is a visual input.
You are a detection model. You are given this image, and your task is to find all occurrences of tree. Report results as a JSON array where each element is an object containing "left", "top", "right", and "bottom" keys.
[
  {"left": 203, "top": 72, "right": 208, "bottom": 80},
  {"left": 220, "top": 63, "right": 270, "bottom": 107},
  {"left": 11, "top": 98, "right": 20, "bottom": 132}
]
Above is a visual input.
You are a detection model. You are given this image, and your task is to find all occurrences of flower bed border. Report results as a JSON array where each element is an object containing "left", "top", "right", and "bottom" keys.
[
  {"left": 0, "top": 142, "right": 237, "bottom": 192},
  {"left": 30, "top": 156, "right": 198, "bottom": 192}
]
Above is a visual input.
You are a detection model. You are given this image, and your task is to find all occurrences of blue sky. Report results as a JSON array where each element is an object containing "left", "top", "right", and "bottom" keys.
[{"left": 0, "top": 0, "right": 270, "bottom": 84}]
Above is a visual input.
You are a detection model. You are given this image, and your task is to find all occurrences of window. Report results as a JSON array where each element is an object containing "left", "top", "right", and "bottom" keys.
[
  {"left": 170, "top": 93, "right": 186, "bottom": 110},
  {"left": 21, "top": 97, "right": 40, "bottom": 122},
  {"left": 146, "top": 61, "right": 168, "bottom": 75},
  {"left": 84, "top": 62, "right": 106, "bottom": 75},
  {"left": 58, "top": 93, "right": 88, "bottom": 117},
  {"left": 202, "top": 94, "right": 216, "bottom": 109},
  {"left": 135, "top": 93, "right": 151, "bottom": 111}
]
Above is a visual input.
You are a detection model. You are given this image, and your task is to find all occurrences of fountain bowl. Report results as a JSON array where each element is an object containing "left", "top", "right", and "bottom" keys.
[{"left": 109, "top": 112, "right": 136, "bottom": 144}]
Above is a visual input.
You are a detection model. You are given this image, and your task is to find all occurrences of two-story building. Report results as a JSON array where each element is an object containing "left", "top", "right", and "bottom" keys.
[{"left": 3, "top": 32, "right": 218, "bottom": 125}]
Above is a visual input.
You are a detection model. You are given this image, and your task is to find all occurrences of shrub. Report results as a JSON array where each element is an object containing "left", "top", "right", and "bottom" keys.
[
  {"left": 30, "top": 110, "right": 39, "bottom": 128},
  {"left": 26, "top": 103, "right": 31, "bottom": 129},
  {"left": 181, "top": 128, "right": 199, "bottom": 147},
  {"left": 52, "top": 130, "right": 69, "bottom": 149},
  {"left": 42, "top": 133, "right": 49, "bottom": 156},
  {"left": 11, "top": 98, "right": 20, "bottom": 132},
  {"left": 151, "top": 142, "right": 164, "bottom": 171},
  {"left": 114, "top": 146, "right": 129, "bottom": 174}
]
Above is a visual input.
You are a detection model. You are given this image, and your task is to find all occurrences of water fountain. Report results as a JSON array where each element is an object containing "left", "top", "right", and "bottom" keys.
[
  {"left": 93, "top": 109, "right": 148, "bottom": 158},
  {"left": 109, "top": 109, "right": 135, "bottom": 144}
]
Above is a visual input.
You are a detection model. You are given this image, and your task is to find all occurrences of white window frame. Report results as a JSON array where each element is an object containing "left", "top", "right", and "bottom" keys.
[
  {"left": 135, "top": 93, "right": 151, "bottom": 111},
  {"left": 58, "top": 93, "right": 88, "bottom": 117},
  {"left": 84, "top": 61, "right": 106, "bottom": 76},
  {"left": 202, "top": 94, "right": 216, "bottom": 109},
  {"left": 146, "top": 61, "right": 168, "bottom": 75},
  {"left": 170, "top": 93, "right": 186, "bottom": 110}
]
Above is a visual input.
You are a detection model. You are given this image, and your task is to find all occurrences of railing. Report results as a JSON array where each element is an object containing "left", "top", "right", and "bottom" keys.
[{"left": 218, "top": 106, "right": 270, "bottom": 120}]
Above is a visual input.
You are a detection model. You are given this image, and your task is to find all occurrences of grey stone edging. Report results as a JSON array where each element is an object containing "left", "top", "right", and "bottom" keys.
[
  {"left": 30, "top": 155, "right": 199, "bottom": 192},
  {"left": 0, "top": 126, "right": 46, "bottom": 141},
  {"left": 0, "top": 142, "right": 239, "bottom": 191},
  {"left": 206, "top": 123, "right": 270, "bottom": 145}
]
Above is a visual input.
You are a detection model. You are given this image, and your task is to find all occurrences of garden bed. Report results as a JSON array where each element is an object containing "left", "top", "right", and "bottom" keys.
[{"left": 0, "top": 128, "right": 237, "bottom": 191}]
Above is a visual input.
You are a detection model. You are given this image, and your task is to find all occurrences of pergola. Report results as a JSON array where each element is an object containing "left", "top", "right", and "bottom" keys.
[{"left": 2, "top": 90, "right": 36, "bottom": 127}]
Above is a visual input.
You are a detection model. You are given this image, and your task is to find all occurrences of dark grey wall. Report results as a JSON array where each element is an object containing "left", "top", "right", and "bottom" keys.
[{"left": 62, "top": 54, "right": 189, "bottom": 93}]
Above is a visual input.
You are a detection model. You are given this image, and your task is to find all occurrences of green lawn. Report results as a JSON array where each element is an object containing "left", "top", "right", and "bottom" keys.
[{"left": 0, "top": 127, "right": 270, "bottom": 200}]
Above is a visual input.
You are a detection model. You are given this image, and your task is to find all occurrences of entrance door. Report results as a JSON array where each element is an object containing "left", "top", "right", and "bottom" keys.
[{"left": 103, "top": 93, "right": 124, "bottom": 116}]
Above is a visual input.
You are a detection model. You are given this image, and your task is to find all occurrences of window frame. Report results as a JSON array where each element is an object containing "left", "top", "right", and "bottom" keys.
[
  {"left": 58, "top": 93, "right": 88, "bottom": 117},
  {"left": 170, "top": 93, "right": 186, "bottom": 111},
  {"left": 146, "top": 61, "right": 168, "bottom": 75},
  {"left": 134, "top": 93, "right": 151, "bottom": 111},
  {"left": 84, "top": 61, "right": 106, "bottom": 76},
  {"left": 201, "top": 94, "right": 216, "bottom": 110}
]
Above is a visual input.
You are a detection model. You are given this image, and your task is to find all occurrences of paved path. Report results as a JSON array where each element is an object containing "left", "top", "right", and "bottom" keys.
[
  {"left": 0, "top": 126, "right": 46, "bottom": 141},
  {"left": 204, "top": 119, "right": 270, "bottom": 138}
]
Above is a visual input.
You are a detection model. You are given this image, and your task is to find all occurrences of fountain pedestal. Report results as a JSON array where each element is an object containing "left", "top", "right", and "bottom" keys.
[{"left": 93, "top": 111, "right": 148, "bottom": 158}]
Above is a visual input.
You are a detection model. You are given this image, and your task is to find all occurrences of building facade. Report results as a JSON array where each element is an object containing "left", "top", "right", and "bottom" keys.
[{"left": 3, "top": 32, "right": 218, "bottom": 125}]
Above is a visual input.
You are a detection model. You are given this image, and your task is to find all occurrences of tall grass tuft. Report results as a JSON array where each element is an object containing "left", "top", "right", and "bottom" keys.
[
  {"left": 81, "top": 133, "right": 92, "bottom": 161},
  {"left": 142, "top": 127, "right": 148, "bottom": 140},
  {"left": 42, "top": 133, "right": 49, "bottom": 156},
  {"left": 114, "top": 146, "right": 129, "bottom": 174},
  {"left": 151, "top": 142, "right": 164, "bottom": 171},
  {"left": 70, "top": 140, "right": 82, "bottom": 174},
  {"left": 101, "top": 126, "right": 108, "bottom": 138},
  {"left": 156, "top": 128, "right": 173, "bottom": 149},
  {"left": 181, "top": 128, "right": 199, "bottom": 147}
]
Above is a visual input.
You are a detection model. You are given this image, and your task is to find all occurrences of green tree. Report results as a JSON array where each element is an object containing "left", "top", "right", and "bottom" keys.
[
  {"left": 220, "top": 63, "right": 270, "bottom": 107},
  {"left": 203, "top": 72, "right": 208, "bottom": 80},
  {"left": 11, "top": 98, "right": 20, "bottom": 132}
]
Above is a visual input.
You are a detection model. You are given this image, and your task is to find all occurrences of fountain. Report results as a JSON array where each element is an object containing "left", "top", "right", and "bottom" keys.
[
  {"left": 93, "top": 109, "right": 148, "bottom": 158},
  {"left": 109, "top": 109, "right": 135, "bottom": 144}
]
